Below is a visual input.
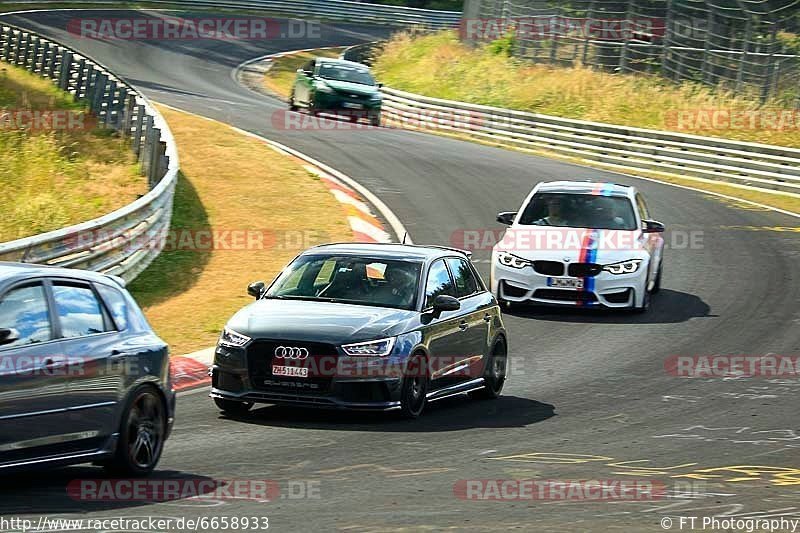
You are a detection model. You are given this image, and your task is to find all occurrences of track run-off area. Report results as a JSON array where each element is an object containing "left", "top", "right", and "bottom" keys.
[{"left": 2, "top": 9, "right": 800, "bottom": 532}]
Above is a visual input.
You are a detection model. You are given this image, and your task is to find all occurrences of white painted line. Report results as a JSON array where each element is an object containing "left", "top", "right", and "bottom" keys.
[
  {"left": 331, "top": 188, "right": 374, "bottom": 216},
  {"left": 349, "top": 216, "right": 391, "bottom": 243}
]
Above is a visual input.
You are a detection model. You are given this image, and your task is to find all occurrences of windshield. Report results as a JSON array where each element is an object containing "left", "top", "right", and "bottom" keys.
[
  {"left": 517, "top": 193, "right": 638, "bottom": 230},
  {"left": 265, "top": 254, "right": 421, "bottom": 310},
  {"left": 317, "top": 64, "right": 376, "bottom": 86}
]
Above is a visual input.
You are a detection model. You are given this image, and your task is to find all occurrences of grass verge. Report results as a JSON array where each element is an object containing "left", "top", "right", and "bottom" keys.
[
  {"left": 373, "top": 31, "right": 800, "bottom": 149},
  {"left": 0, "top": 63, "right": 143, "bottom": 241},
  {"left": 128, "top": 105, "right": 353, "bottom": 354},
  {"left": 262, "top": 47, "right": 345, "bottom": 99}
]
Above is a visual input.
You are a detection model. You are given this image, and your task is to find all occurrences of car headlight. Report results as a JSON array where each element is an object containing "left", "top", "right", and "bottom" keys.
[
  {"left": 370, "top": 93, "right": 382, "bottom": 101},
  {"left": 315, "top": 82, "right": 335, "bottom": 94},
  {"left": 218, "top": 327, "right": 251, "bottom": 348},
  {"left": 497, "top": 251, "right": 532, "bottom": 269},
  {"left": 342, "top": 337, "right": 396, "bottom": 357},
  {"left": 602, "top": 259, "right": 643, "bottom": 275}
]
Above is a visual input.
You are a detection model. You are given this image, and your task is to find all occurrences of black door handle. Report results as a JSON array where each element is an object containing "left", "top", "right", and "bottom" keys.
[
  {"left": 459, "top": 320, "right": 469, "bottom": 331},
  {"left": 484, "top": 313, "right": 492, "bottom": 323}
]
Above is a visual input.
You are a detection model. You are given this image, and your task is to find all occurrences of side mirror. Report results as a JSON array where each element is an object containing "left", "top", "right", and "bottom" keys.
[
  {"left": 496, "top": 211, "right": 517, "bottom": 226},
  {"left": 377, "top": 82, "right": 383, "bottom": 88},
  {"left": 247, "top": 281, "right": 266, "bottom": 299},
  {"left": 432, "top": 295, "right": 460, "bottom": 313},
  {"left": 0, "top": 328, "right": 19, "bottom": 346},
  {"left": 643, "top": 220, "right": 665, "bottom": 233}
]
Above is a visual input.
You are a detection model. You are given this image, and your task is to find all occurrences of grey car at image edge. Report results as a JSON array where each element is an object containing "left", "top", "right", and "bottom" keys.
[
  {"left": 210, "top": 243, "right": 508, "bottom": 418},
  {"left": 0, "top": 263, "right": 175, "bottom": 475}
]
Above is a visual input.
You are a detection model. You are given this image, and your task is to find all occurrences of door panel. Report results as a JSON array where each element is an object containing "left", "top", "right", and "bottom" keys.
[
  {"left": 0, "top": 283, "right": 75, "bottom": 463},
  {"left": 51, "top": 282, "right": 121, "bottom": 440}
]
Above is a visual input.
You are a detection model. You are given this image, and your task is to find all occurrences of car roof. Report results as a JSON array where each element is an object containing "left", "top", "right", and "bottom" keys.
[
  {"left": 535, "top": 181, "right": 636, "bottom": 198},
  {"left": 0, "top": 262, "right": 124, "bottom": 287},
  {"left": 316, "top": 58, "right": 370, "bottom": 69},
  {"left": 303, "top": 243, "right": 469, "bottom": 261}
]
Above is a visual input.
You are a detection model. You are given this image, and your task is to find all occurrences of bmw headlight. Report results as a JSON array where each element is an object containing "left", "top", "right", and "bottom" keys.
[
  {"left": 497, "top": 251, "right": 532, "bottom": 269},
  {"left": 218, "top": 327, "right": 251, "bottom": 348},
  {"left": 315, "top": 82, "right": 335, "bottom": 94},
  {"left": 342, "top": 337, "right": 396, "bottom": 357},
  {"left": 602, "top": 259, "right": 643, "bottom": 275}
]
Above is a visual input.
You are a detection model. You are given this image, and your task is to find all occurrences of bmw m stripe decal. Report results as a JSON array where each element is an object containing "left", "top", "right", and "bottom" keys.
[
  {"left": 578, "top": 229, "right": 601, "bottom": 306},
  {"left": 578, "top": 184, "right": 613, "bottom": 306}
]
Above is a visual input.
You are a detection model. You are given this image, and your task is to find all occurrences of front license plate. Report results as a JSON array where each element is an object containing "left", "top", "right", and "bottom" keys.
[
  {"left": 547, "top": 277, "right": 584, "bottom": 289},
  {"left": 272, "top": 365, "right": 309, "bottom": 378},
  {"left": 342, "top": 102, "right": 363, "bottom": 109}
]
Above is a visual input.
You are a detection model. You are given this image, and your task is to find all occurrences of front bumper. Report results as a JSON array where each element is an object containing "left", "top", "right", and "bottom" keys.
[
  {"left": 210, "top": 362, "right": 403, "bottom": 411},
  {"left": 314, "top": 91, "right": 382, "bottom": 113},
  {"left": 491, "top": 261, "right": 647, "bottom": 308}
]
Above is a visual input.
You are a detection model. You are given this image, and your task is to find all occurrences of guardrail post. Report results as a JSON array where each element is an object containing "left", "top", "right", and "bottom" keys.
[
  {"left": 148, "top": 131, "right": 163, "bottom": 186},
  {"left": 139, "top": 115, "right": 154, "bottom": 172},
  {"left": 121, "top": 93, "right": 135, "bottom": 137},
  {"left": 1, "top": 27, "right": 11, "bottom": 63},
  {"left": 13, "top": 30, "right": 24, "bottom": 66},
  {"left": 103, "top": 79, "right": 117, "bottom": 128},
  {"left": 74, "top": 58, "right": 88, "bottom": 100},
  {"left": 131, "top": 104, "right": 145, "bottom": 155},
  {"left": 58, "top": 50, "right": 73, "bottom": 92},
  {"left": 90, "top": 71, "right": 107, "bottom": 113}
]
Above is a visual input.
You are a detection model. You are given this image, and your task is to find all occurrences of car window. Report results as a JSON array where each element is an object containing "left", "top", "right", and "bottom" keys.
[
  {"left": 95, "top": 283, "right": 128, "bottom": 331},
  {"left": 424, "top": 259, "right": 456, "bottom": 309},
  {"left": 446, "top": 258, "right": 479, "bottom": 298},
  {"left": 52, "top": 283, "right": 109, "bottom": 338},
  {"left": 518, "top": 193, "right": 638, "bottom": 230},
  {"left": 267, "top": 255, "right": 421, "bottom": 310},
  {"left": 0, "top": 284, "right": 52, "bottom": 347}
]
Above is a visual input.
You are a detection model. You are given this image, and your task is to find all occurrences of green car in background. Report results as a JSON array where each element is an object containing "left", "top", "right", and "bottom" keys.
[{"left": 290, "top": 58, "right": 382, "bottom": 126}]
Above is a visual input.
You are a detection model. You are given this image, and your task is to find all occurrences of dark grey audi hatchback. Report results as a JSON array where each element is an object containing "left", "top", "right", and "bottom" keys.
[
  {"left": 0, "top": 263, "right": 174, "bottom": 474},
  {"left": 211, "top": 243, "right": 508, "bottom": 418}
]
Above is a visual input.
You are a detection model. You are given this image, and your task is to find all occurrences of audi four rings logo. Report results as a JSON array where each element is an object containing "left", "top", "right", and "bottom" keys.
[{"left": 274, "top": 346, "right": 310, "bottom": 359}]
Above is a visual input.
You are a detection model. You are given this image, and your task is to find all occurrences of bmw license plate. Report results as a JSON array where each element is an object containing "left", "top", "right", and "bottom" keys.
[
  {"left": 342, "top": 102, "right": 363, "bottom": 109},
  {"left": 272, "top": 365, "right": 309, "bottom": 378},
  {"left": 547, "top": 277, "right": 584, "bottom": 289}
]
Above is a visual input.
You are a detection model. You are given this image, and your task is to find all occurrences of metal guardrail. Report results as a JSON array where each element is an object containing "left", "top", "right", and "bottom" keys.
[
  {"left": 0, "top": 22, "right": 179, "bottom": 282},
  {"left": 379, "top": 86, "right": 800, "bottom": 195},
  {"left": 2, "top": 0, "right": 462, "bottom": 29},
  {"left": 343, "top": 42, "right": 800, "bottom": 194}
]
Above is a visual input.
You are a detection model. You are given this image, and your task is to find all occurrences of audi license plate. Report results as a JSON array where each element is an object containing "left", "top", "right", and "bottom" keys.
[
  {"left": 342, "top": 102, "right": 363, "bottom": 109},
  {"left": 272, "top": 365, "right": 308, "bottom": 378},
  {"left": 547, "top": 277, "right": 584, "bottom": 289}
]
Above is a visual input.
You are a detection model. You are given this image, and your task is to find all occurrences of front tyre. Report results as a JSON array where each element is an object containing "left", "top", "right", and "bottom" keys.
[
  {"left": 369, "top": 112, "right": 381, "bottom": 127},
  {"left": 288, "top": 90, "right": 298, "bottom": 112},
  {"left": 105, "top": 385, "right": 166, "bottom": 476},
  {"left": 214, "top": 398, "right": 253, "bottom": 416},
  {"left": 399, "top": 354, "right": 428, "bottom": 419},
  {"left": 470, "top": 342, "right": 507, "bottom": 400}
]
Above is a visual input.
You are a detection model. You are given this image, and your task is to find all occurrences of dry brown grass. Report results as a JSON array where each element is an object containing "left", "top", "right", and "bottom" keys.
[
  {"left": 0, "top": 65, "right": 143, "bottom": 241},
  {"left": 373, "top": 31, "right": 800, "bottom": 148},
  {"left": 128, "top": 105, "right": 353, "bottom": 354}
]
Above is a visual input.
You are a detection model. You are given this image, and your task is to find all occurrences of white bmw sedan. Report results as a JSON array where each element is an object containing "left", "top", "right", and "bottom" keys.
[{"left": 490, "top": 181, "right": 665, "bottom": 312}]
